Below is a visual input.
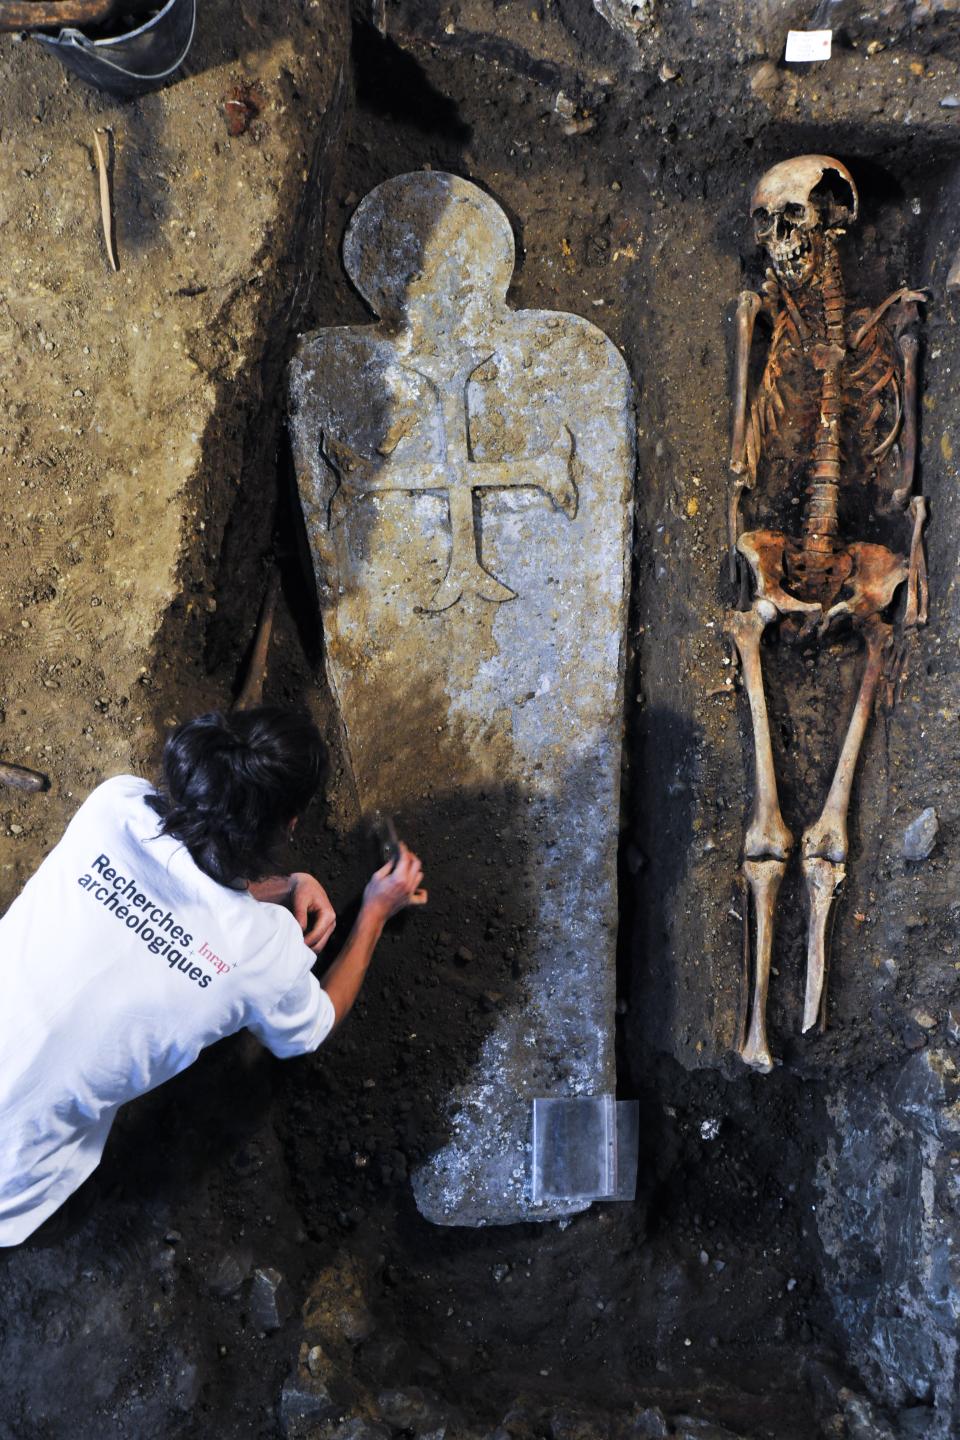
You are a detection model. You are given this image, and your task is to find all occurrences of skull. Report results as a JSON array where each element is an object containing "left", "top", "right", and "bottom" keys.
[{"left": 751, "top": 155, "right": 858, "bottom": 290}]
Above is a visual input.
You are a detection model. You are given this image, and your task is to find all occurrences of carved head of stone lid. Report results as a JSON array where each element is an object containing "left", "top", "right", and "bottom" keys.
[
  {"left": 342, "top": 172, "right": 515, "bottom": 331},
  {"left": 751, "top": 154, "right": 859, "bottom": 290}
]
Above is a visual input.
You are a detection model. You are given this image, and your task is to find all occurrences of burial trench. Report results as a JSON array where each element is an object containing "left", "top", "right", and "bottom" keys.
[{"left": 2, "top": 3, "right": 960, "bottom": 1439}]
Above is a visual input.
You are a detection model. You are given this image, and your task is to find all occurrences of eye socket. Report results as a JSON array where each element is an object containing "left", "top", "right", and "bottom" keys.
[
  {"left": 785, "top": 202, "right": 807, "bottom": 220},
  {"left": 752, "top": 207, "right": 771, "bottom": 224}
]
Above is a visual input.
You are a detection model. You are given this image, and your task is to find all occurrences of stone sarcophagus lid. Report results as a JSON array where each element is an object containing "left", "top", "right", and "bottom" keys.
[{"left": 288, "top": 172, "right": 634, "bottom": 1225}]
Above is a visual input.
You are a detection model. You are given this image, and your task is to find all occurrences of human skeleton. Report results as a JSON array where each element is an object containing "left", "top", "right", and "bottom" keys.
[{"left": 726, "top": 155, "right": 928, "bottom": 1072}]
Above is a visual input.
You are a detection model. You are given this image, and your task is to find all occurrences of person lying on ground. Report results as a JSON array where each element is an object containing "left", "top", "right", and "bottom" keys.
[{"left": 0, "top": 706, "right": 426, "bottom": 1246}]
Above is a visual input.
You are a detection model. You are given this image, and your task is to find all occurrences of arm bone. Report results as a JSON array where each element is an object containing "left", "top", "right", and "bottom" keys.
[
  {"left": 728, "top": 290, "right": 762, "bottom": 579},
  {"left": 892, "top": 333, "right": 919, "bottom": 507}
]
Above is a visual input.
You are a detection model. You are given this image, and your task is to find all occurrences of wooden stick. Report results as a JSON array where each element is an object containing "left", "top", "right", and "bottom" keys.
[
  {"left": 0, "top": 0, "right": 118, "bottom": 32},
  {"left": 0, "top": 760, "right": 50, "bottom": 793},
  {"left": 93, "top": 128, "right": 118, "bottom": 274},
  {"left": 234, "top": 568, "right": 281, "bottom": 712}
]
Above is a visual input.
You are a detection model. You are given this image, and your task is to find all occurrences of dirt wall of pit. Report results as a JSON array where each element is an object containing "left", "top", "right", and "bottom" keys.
[{"left": 0, "top": 0, "right": 349, "bottom": 909}]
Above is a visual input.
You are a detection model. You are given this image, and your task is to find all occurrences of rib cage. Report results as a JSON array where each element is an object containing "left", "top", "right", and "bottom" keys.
[{"left": 743, "top": 260, "right": 904, "bottom": 530}]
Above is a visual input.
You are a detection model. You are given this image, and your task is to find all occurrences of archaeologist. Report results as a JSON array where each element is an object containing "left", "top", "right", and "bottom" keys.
[{"left": 0, "top": 706, "right": 426, "bottom": 1246}]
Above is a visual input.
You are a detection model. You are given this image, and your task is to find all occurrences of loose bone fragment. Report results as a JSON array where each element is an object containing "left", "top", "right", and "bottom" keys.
[
  {"left": 0, "top": 760, "right": 49, "bottom": 793},
  {"left": 948, "top": 245, "right": 960, "bottom": 292},
  {"left": 93, "top": 128, "right": 118, "bottom": 273}
]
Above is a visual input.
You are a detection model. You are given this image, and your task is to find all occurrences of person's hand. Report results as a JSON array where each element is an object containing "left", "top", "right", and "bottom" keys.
[
  {"left": 288, "top": 872, "right": 337, "bottom": 954},
  {"left": 362, "top": 842, "right": 427, "bottom": 923}
]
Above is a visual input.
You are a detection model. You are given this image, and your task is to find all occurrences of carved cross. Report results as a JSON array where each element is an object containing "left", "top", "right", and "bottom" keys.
[{"left": 324, "top": 350, "right": 577, "bottom": 612}]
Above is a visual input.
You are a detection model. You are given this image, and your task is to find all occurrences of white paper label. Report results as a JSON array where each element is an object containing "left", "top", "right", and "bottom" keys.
[{"left": 785, "top": 29, "right": 832, "bottom": 62}]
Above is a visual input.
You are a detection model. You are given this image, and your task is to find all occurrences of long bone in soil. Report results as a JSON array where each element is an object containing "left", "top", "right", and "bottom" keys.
[{"left": 725, "top": 154, "right": 928, "bottom": 1071}]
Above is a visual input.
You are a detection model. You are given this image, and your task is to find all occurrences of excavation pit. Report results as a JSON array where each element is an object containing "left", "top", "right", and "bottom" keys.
[{"left": 1, "top": 4, "right": 959, "bottom": 1438}]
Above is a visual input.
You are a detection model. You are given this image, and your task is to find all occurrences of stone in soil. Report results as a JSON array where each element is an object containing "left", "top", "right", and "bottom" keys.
[
  {"left": 250, "top": 1265, "right": 291, "bottom": 1332},
  {"left": 316, "top": 1423, "right": 392, "bottom": 1440},
  {"left": 205, "top": 1249, "right": 253, "bottom": 1298},
  {"left": 623, "top": 1408, "right": 669, "bottom": 1438},
  {"left": 817, "top": 1053, "right": 960, "bottom": 1433},
  {"left": 279, "top": 1371, "right": 341, "bottom": 1439},
  {"left": 902, "top": 807, "right": 938, "bottom": 861}
]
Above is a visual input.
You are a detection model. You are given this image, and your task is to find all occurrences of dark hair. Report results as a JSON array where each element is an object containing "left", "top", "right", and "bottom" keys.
[{"left": 146, "top": 707, "right": 327, "bottom": 887}]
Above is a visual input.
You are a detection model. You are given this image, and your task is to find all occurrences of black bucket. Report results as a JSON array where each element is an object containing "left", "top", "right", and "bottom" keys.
[{"left": 35, "top": 0, "right": 196, "bottom": 96}]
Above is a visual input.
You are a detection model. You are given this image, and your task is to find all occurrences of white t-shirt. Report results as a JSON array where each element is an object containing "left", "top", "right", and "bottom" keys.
[{"left": 0, "top": 775, "right": 335, "bottom": 1245}]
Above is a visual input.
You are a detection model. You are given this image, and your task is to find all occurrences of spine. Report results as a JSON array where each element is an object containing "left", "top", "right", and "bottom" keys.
[{"left": 803, "top": 236, "right": 845, "bottom": 558}]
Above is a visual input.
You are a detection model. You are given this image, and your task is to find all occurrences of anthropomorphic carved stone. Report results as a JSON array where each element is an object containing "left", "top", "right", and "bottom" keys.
[
  {"left": 726, "top": 155, "right": 927, "bottom": 1072},
  {"left": 288, "top": 173, "right": 634, "bottom": 1222}
]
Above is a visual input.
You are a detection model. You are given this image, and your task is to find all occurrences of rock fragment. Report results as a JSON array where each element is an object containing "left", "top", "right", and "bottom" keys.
[
  {"left": 205, "top": 1250, "right": 252, "bottom": 1297},
  {"left": 250, "top": 1266, "right": 292, "bottom": 1333},
  {"left": 623, "top": 1407, "right": 669, "bottom": 1439},
  {"left": 304, "top": 1343, "right": 336, "bottom": 1381},
  {"left": 592, "top": 0, "right": 654, "bottom": 39},
  {"left": 549, "top": 1409, "right": 611, "bottom": 1439},
  {"left": 670, "top": 1420, "right": 751, "bottom": 1440},
  {"left": 903, "top": 807, "right": 938, "bottom": 861},
  {"left": 901, "top": 1018, "right": 928, "bottom": 1051},
  {"left": 279, "top": 1371, "right": 340, "bottom": 1439},
  {"left": 839, "top": 1388, "right": 898, "bottom": 1439},
  {"left": 302, "top": 1259, "right": 376, "bottom": 1345},
  {"left": 320, "top": 1423, "right": 391, "bottom": 1440},
  {"left": 165, "top": 1349, "right": 201, "bottom": 1413},
  {"left": 377, "top": 1388, "right": 446, "bottom": 1431},
  {"left": 750, "top": 61, "right": 779, "bottom": 95}
]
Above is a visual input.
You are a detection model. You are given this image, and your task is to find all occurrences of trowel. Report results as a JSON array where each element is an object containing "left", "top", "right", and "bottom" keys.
[
  {"left": 370, "top": 810, "right": 400, "bottom": 873},
  {"left": 369, "top": 810, "right": 409, "bottom": 934}
]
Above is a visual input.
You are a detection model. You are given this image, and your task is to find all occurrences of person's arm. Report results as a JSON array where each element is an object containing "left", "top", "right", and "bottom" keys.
[
  {"left": 248, "top": 872, "right": 337, "bottom": 953},
  {"left": 320, "top": 843, "right": 426, "bottom": 1030}
]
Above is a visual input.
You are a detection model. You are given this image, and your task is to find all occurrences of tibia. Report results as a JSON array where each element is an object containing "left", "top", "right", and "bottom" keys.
[{"left": 802, "top": 855, "right": 845, "bottom": 1033}]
